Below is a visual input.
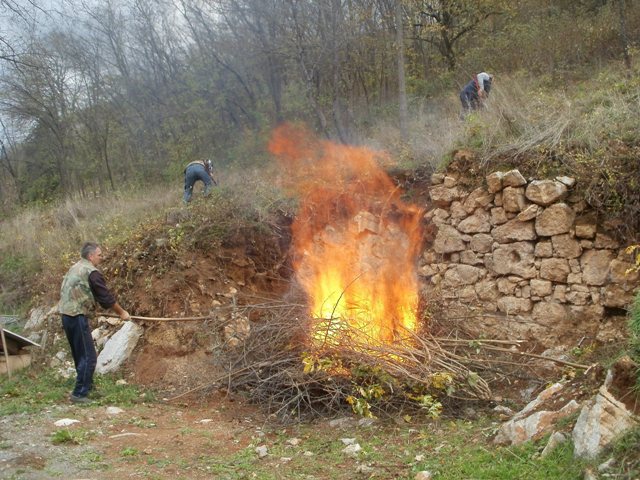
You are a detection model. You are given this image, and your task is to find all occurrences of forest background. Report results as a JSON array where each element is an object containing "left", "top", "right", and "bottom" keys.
[{"left": 0, "top": 0, "right": 639, "bottom": 314}]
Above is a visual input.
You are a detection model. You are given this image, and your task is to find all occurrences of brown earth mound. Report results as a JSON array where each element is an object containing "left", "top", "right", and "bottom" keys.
[{"left": 97, "top": 207, "right": 294, "bottom": 394}]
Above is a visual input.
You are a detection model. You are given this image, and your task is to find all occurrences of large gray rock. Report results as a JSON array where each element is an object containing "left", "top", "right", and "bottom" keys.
[
  {"left": 535, "top": 204, "right": 576, "bottom": 236},
  {"left": 24, "top": 306, "right": 51, "bottom": 331},
  {"left": 96, "top": 321, "right": 144, "bottom": 374},
  {"left": 573, "top": 386, "right": 638, "bottom": 459},
  {"left": 494, "top": 383, "right": 580, "bottom": 445},
  {"left": 525, "top": 180, "right": 568, "bottom": 206},
  {"left": 541, "top": 432, "right": 568, "bottom": 458}
]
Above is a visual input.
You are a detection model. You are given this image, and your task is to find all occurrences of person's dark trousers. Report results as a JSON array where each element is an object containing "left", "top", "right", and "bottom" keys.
[
  {"left": 460, "top": 79, "right": 480, "bottom": 115},
  {"left": 183, "top": 164, "right": 213, "bottom": 203},
  {"left": 62, "top": 314, "right": 97, "bottom": 398}
]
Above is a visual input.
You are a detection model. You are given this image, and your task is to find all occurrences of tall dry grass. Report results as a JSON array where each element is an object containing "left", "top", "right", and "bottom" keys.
[
  {"left": 462, "top": 67, "right": 640, "bottom": 166},
  {"left": 360, "top": 97, "right": 465, "bottom": 172},
  {"left": 0, "top": 185, "right": 179, "bottom": 313}
]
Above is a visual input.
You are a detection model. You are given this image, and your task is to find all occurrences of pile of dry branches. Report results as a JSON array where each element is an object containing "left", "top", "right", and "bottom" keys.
[{"left": 205, "top": 297, "right": 587, "bottom": 421}]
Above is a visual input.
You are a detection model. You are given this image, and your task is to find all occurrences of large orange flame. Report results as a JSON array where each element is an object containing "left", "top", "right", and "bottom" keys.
[{"left": 269, "top": 124, "right": 424, "bottom": 345}]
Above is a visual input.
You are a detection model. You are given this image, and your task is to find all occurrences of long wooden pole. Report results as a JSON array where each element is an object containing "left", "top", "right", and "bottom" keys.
[{"left": 0, "top": 328, "right": 11, "bottom": 378}]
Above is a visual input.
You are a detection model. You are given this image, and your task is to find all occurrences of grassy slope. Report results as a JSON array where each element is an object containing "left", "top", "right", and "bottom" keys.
[{"left": 1, "top": 63, "right": 639, "bottom": 478}]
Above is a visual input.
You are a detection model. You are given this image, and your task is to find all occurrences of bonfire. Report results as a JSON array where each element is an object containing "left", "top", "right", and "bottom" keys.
[{"left": 213, "top": 124, "right": 582, "bottom": 420}]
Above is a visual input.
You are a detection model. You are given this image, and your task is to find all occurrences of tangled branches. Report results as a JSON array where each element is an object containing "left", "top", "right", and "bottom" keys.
[{"left": 206, "top": 299, "right": 587, "bottom": 422}]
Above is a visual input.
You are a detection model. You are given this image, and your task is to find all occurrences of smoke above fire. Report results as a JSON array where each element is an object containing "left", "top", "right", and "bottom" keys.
[{"left": 269, "top": 124, "right": 424, "bottom": 345}]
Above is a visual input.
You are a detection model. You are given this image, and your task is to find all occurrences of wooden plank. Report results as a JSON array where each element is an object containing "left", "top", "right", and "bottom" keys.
[
  {"left": 0, "top": 354, "right": 32, "bottom": 375},
  {"left": 0, "top": 328, "right": 11, "bottom": 377}
]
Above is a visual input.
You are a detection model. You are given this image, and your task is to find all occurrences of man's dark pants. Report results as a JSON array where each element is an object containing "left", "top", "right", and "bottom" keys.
[
  {"left": 460, "top": 83, "right": 480, "bottom": 113},
  {"left": 184, "top": 164, "right": 213, "bottom": 203},
  {"left": 62, "top": 314, "right": 97, "bottom": 398}
]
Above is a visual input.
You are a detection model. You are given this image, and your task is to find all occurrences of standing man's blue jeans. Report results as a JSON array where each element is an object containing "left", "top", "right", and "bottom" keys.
[
  {"left": 184, "top": 164, "right": 213, "bottom": 203},
  {"left": 62, "top": 314, "right": 97, "bottom": 398}
]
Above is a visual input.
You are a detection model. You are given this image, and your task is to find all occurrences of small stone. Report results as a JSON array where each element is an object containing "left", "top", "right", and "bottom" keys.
[
  {"left": 255, "top": 445, "right": 268, "bottom": 458},
  {"left": 356, "top": 464, "right": 375, "bottom": 474},
  {"left": 286, "top": 437, "right": 301, "bottom": 446},
  {"left": 340, "top": 438, "right": 357, "bottom": 445},
  {"left": 106, "top": 406, "right": 124, "bottom": 415},
  {"left": 342, "top": 443, "right": 362, "bottom": 456},
  {"left": 598, "top": 458, "right": 615, "bottom": 472},
  {"left": 357, "top": 418, "right": 376, "bottom": 427},
  {"left": 415, "top": 471, "right": 433, "bottom": 480},
  {"left": 328, "top": 417, "right": 354, "bottom": 428}
]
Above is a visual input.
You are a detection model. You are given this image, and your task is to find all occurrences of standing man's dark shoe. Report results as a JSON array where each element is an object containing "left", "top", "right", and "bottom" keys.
[{"left": 69, "top": 394, "right": 91, "bottom": 404}]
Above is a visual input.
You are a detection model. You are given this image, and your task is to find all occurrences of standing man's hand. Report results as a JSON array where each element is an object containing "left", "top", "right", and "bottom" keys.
[{"left": 112, "top": 303, "right": 130, "bottom": 321}]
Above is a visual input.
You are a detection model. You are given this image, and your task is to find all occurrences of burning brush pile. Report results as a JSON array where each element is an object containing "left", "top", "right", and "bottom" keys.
[{"left": 215, "top": 125, "right": 556, "bottom": 420}]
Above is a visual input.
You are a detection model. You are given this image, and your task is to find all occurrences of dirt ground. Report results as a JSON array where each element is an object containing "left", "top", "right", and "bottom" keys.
[
  {"left": 0, "top": 392, "right": 264, "bottom": 479},
  {"left": 0, "top": 389, "right": 445, "bottom": 480}
]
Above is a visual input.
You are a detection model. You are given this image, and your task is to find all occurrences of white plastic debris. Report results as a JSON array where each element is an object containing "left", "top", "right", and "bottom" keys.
[{"left": 54, "top": 418, "right": 80, "bottom": 427}]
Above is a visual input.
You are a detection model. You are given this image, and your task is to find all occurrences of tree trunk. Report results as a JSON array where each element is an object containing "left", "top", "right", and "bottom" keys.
[
  {"left": 617, "top": 0, "right": 632, "bottom": 74},
  {"left": 395, "top": 0, "right": 408, "bottom": 140}
]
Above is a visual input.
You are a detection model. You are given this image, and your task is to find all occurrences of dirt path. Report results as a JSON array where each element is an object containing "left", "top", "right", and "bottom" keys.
[
  {"left": 1, "top": 393, "right": 275, "bottom": 479},
  {"left": 0, "top": 393, "right": 404, "bottom": 480}
]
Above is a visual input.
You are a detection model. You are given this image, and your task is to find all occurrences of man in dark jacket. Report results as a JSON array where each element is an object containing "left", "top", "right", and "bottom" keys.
[
  {"left": 460, "top": 72, "right": 493, "bottom": 114},
  {"left": 58, "top": 242, "right": 130, "bottom": 403},
  {"left": 183, "top": 159, "right": 217, "bottom": 203}
]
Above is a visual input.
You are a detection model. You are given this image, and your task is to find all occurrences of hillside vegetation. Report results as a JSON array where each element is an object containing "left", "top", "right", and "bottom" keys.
[
  {"left": 0, "top": 0, "right": 638, "bottom": 207},
  {"left": 1, "top": 3, "right": 640, "bottom": 478}
]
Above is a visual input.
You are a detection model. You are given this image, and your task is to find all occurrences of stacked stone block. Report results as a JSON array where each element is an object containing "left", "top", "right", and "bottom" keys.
[{"left": 421, "top": 169, "right": 639, "bottom": 347}]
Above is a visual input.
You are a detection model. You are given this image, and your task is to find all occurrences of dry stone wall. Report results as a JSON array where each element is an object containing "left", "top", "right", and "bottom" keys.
[{"left": 420, "top": 168, "right": 639, "bottom": 348}]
